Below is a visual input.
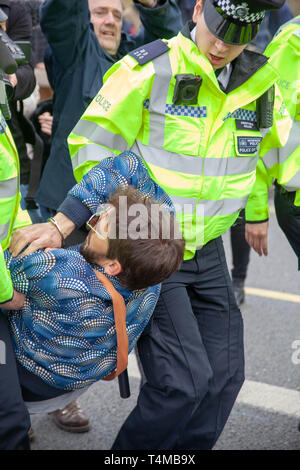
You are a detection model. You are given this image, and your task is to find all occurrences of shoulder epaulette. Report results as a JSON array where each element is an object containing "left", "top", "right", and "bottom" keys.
[{"left": 128, "top": 39, "right": 170, "bottom": 66}]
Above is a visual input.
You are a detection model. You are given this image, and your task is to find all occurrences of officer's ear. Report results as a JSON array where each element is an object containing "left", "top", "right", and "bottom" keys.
[{"left": 193, "top": 0, "right": 204, "bottom": 23}]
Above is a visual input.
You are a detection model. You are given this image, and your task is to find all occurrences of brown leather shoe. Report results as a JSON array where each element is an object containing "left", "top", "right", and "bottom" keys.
[{"left": 49, "top": 400, "right": 90, "bottom": 433}]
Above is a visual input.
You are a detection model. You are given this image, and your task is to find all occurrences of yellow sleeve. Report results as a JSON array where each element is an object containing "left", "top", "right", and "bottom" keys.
[
  {"left": 245, "top": 158, "right": 273, "bottom": 222},
  {"left": 0, "top": 245, "right": 13, "bottom": 304},
  {"left": 12, "top": 203, "right": 32, "bottom": 232}
]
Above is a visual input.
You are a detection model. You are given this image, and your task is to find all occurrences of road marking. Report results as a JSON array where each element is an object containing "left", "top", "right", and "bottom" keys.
[
  {"left": 128, "top": 354, "right": 300, "bottom": 418},
  {"left": 236, "top": 380, "right": 300, "bottom": 418},
  {"left": 245, "top": 287, "right": 300, "bottom": 303}
]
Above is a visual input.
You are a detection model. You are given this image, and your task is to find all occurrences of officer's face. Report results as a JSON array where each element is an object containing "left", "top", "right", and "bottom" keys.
[
  {"left": 192, "top": 0, "right": 247, "bottom": 70},
  {"left": 88, "top": 0, "right": 123, "bottom": 56}
]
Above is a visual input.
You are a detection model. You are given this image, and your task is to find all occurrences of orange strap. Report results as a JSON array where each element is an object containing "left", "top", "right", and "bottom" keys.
[{"left": 93, "top": 270, "right": 128, "bottom": 380}]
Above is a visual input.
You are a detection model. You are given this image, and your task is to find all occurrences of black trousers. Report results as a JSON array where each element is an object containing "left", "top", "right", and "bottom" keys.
[
  {"left": 112, "top": 237, "right": 245, "bottom": 450},
  {"left": 0, "top": 312, "right": 30, "bottom": 450},
  {"left": 274, "top": 185, "right": 300, "bottom": 269}
]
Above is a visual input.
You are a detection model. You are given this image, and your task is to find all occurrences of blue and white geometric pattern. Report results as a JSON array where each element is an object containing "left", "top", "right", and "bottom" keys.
[
  {"left": 5, "top": 152, "right": 174, "bottom": 391},
  {"left": 6, "top": 244, "right": 160, "bottom": 391},
  {"left": 166, "top": 104, "right": 207, "bottom": 118},
  {"left": 143, "top": 99, "right": 207, "bottom": 118},
  {"left": 223, "top": 108, "right": 257, "bottom": 122},
  {"left": 0, "top": 114, "right": 7, "bottom": 134}
]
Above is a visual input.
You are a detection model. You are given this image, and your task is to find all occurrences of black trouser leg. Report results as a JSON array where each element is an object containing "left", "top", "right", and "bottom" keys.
[
  {"left": 274, "top": 187, "right": 300, "bottom": 269},
  {"left": 0, "top": 312, "right": 31, "bottom": 450},
  {"left": 112, "top": 237, "right": 244, "bottom": 450},
  {"left": 230, "top": 210, "right": 251, "bottom": 282}
]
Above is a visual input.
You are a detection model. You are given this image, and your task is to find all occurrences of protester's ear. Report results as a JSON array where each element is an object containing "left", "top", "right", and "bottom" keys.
[{"left": 103, "top": 259, "right": 122, "bottom": 277}]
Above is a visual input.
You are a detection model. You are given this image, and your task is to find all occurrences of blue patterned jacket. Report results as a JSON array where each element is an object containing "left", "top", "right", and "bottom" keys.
[{"left": 6, "top": 152, "right": 174, "bottom": 391}]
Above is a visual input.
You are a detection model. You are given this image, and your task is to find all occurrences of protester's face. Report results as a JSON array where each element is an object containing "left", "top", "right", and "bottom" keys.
[
  {"left": 88, "top": 0, "right": 123, "bottom": 56},
  {"left": 192, "top": 0, "right": 247, "bottom": 70}
]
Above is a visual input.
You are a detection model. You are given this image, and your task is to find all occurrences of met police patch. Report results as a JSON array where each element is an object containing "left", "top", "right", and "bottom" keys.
[
  {"left": 128, "top": 39, "right": 169, "bottom": 66},
  {"left": 237, "top": 136, "right": 262, "bottom": 154}
]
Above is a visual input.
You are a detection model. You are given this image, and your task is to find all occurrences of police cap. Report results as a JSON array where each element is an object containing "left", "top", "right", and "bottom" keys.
[{"left": 204, "top": 0, "right": 286, "bottom": 45}]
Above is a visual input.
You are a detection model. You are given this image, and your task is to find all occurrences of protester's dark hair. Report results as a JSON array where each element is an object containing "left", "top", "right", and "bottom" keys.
[{"left": 106, "top": 186, "right": 185, "bottom": 290}]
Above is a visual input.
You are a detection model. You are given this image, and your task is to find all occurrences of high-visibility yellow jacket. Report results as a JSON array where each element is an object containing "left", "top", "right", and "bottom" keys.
[
  {"left": 246, "top": 16, "right": 300, "bottom": 221},
  {"left": 0, "top": 113, "right": 31, "bottom": 303},
  {"left": 68, "top": 27, "right": 291, "bottom": 259}
]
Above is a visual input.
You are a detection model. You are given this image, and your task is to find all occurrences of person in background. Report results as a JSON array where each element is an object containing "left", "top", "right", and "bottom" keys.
[
  {"left": 176, "top": 0, "right": 195, "bottom": 23},
  {"left": 35, "top": 0, "right": 183, "bottom": 225},
  {"left": 0, "top": 1, "right": 38, "bottom": 223}
]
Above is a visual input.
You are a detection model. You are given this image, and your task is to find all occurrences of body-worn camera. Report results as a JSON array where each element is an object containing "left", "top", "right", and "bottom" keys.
[{"left": 173, "top": 74, "right": 202, "bottom": 106}]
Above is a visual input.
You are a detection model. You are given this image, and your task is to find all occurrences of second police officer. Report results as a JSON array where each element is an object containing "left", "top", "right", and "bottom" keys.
[{"left": 246, "top": 15, "right": 300, "bottom": 267}]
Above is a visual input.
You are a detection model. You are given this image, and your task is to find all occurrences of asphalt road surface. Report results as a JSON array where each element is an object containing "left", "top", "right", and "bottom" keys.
[{"left": 30, "top": 199, "right": 300, "bottom": 451}]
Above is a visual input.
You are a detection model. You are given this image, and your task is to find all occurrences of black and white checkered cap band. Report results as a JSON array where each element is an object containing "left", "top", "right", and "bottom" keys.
[{"left": 216, "top": 0, "right": 265, "bottom": 23}]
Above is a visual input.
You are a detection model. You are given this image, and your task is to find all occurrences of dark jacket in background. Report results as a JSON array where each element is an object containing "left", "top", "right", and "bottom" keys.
[
  {"left": 253, "top": 3, "right": 294, "bottom": 52},
  {"left": 0, "top": 0, "right": 36, "bottom": 185},
  {"left": 36, "top": 0, "right": 183, "bottom": 211}
]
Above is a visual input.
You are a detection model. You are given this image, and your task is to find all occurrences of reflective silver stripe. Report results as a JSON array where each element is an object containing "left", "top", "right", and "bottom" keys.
[
  {"left": 0, "top": 220, "right": 10, "bottom": 239},
  {"left": 263, "top": 120, "right": 300, "bottom": 169},
  {"left": 148, "top": 53, "right": 172, "bottom": 148},
  {"left": 132, "top": 140, "right": 257, "bottom": 176},
  {"left": 72, "top": 120, "right": 128, "bottom": 152},
  {"left": 71, "top": 143, "right": 115, "bottom": 170},
  {"left": 262, "top": 147, "right": 278, "bottom": 169},
  {"left": 0, "top": 177, "right": 18, "bottom": 198},
  {"left": 170, "top": 195, "right": 248, "bottom": 217},
  {"left": 282, "top": 170, "right": 300, "bottom": 192},
  {"left": 278, "top": 120, "right": 300, "bottom": 164}
]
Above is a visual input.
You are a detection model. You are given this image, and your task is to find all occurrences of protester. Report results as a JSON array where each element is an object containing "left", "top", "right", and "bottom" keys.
[
  {"left": 11, "top": 0, "right": 291, "bottom": 450},
  {"left": 20, "top": 0, "right": 182, "bottom": 431},
  {"left": 4, "top": 156, "right": 184, "bottom": 403}
]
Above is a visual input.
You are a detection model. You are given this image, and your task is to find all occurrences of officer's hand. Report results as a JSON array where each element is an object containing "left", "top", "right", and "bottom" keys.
[
  {"left": 9, "top": 222, "right": 63, "bottom": 257},
  {"left": 0, "top": 290, "right": 25, "bottom": 310},
  {"left": 245, "top": 221, "right": 269, "bottom": 256}
]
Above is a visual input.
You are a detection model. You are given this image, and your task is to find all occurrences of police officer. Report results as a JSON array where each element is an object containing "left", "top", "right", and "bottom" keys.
[
  {"left": 0, "top": 108, "right": 32, "bottom": 449},
  {"left": 11, "top": 0, "right": 290, "bottom": 450},
  {"left": 245, "top": 15, "right": 300, "bottom": 268}
]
